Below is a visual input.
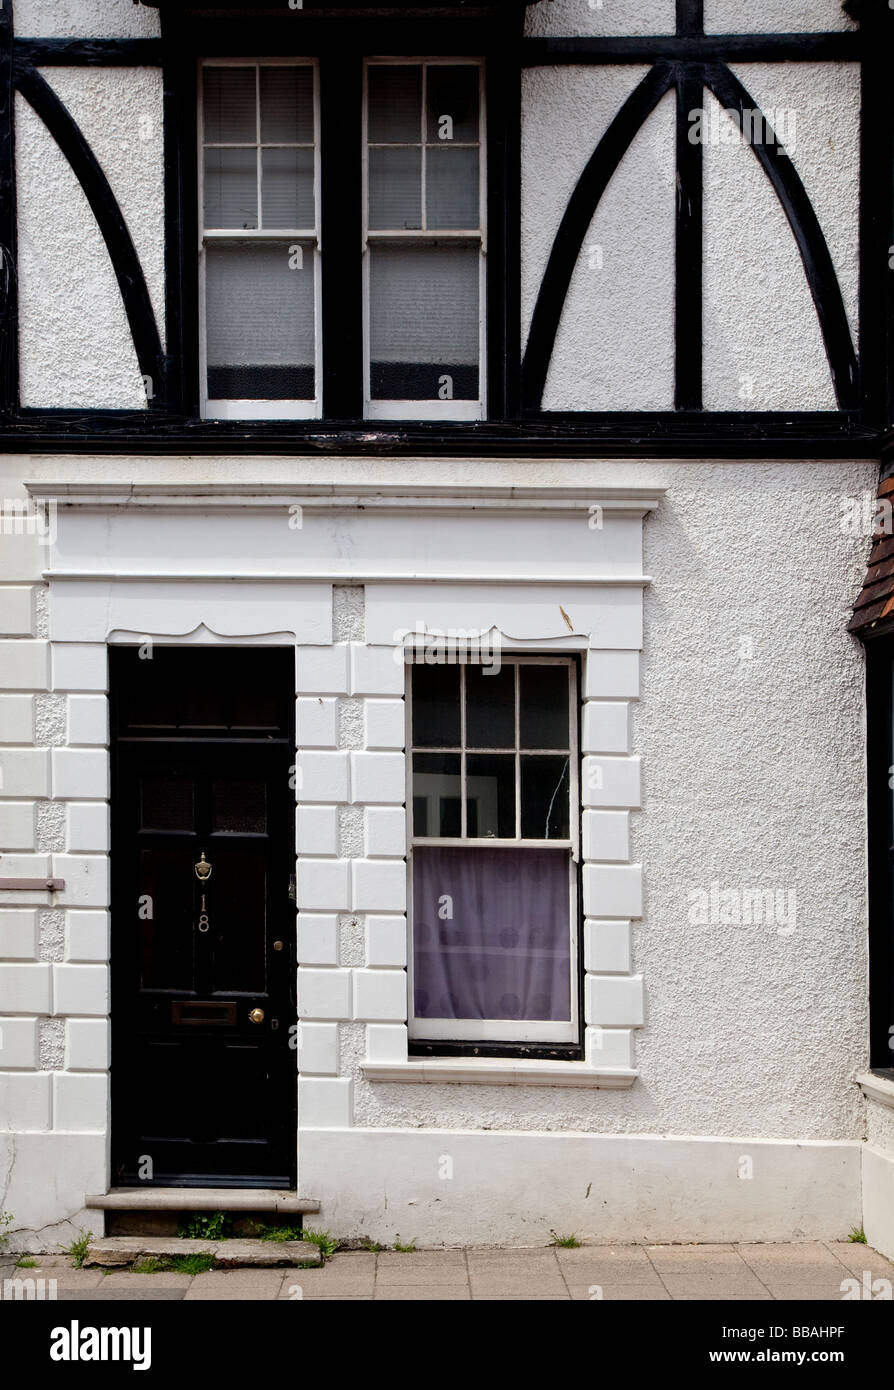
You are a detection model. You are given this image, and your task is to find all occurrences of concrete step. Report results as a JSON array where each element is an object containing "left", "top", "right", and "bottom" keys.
[
  {"left": 86, "top": 1188, "right": 320, "bottom": 1214},
  {"left": 84, "top": 1237, "right": 322, "bottom": 1269}
]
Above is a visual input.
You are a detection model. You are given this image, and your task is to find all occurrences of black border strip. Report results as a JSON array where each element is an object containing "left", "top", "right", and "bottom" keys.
[
  {"left": 676, "top": 0, "right": 704, "bottom": 37},
  {"left": 13, "top": 38, "right": 164, "bottom": 65},
  {"left": 521, "top": 34, "right": 863, "bottom": 64},
  {"left": 13, "top": 62, "right": 165, "bottom": 400},
  {"left": 0, "top": 0, "right": 18, "bottom": 414},
  {"left": 675, "top": 69, "right": 703, "bottom": 410},
  {"left": 864, "top": 636, "right": 894, "bottom": 1068}
]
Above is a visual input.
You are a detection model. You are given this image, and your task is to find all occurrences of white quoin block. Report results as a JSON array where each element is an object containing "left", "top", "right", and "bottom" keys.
[
  {"left": 52, "top": 644, "right": 108, "bottom": 693},
  {"left": 67, "top": 695, "right": 108, "bottom": 746},
  {"left": 52, "top": 963, "right": 109, "bottom": 1016},
  {"left": 297, "top": 913, "right": 339, "bottom": 967},
  {"left": 0, "top": 640, "right": 48, "bottom": 690},
  {"left": 53, "top": 855, "right": 110, "bottom": 908},
  {"left": 66, "top": 1018, "right": 110, "bottom": 1072},
  {"left": 0, "top": 1017, "right": 39, "bottom": 1069},
  {"left": 352, "top": 859, "right": 407, "bottom": 912},
  {"left": 296, "top": 858, "right": 351, "bottom": 912},
  {"left": 582, "top": 809, "right": 630, "bottom": 862},
  {"left": 67, "top": 803, "right": 110, "bottom": 853},
  {"left": 350, "top": 752, "right": 406, "bottom": 805},
  {"left": 350, "top": 644, "right": 405, "bottom": 697},
  {"left": 585, "top": 974, "right": 645, "bottom": 1028},
  {"left": 0, "top": 909, "right": 39, "bottom": 959},
  {"left": 584, "top": 650, "right": 640, "bottom": 699},
  {"left": 298, "top": 1076, "right": 352, "bottom": 1129},
  {"left": 363, "top": 698, "right": 406, "bottom": 750},
  {"left": 297, "top": 966, "right": 352, "bottom": 1021},
  {"left": 585, "top": 1026, "right": 635, "bottom": 1070},
  {"left": 65, "top": 910, "right": 110, "bottom": 963},
  {"left": 0, "top": 749, "right": 49, "bottom": 797},
  {"left": 582, "top": 702, "right": 630, "bottom": 754},
  {"left": 0, "top": 1073, "right": 51, "bottom": 1131},
  {"left": 0, "top": 802, "right": 36, "bottom": 850},
  {"left": 296, "top": 1021, "right": 339, "bottom": 1076},
  {"left": 0, "top": 853, "right": 50, "bottom": 878},
  {"left": 582, "top": 755, "right": 641, "bottom": 809},
  {"left": 0, "top": 587, "right": 35, "bottom": 636},
  {"left": 53, "top": 1073, "right": 108, "bottom": 1133},
  {"left": 296, "top": 805, "right": 339, "bottom": 857},
  {"left": 583, "top": 863, "right": 643, "bottom": 918},
  {"left": 0, "top": 963, "right": 51, "bottom": 1013},
  {"left": 365, "top": 1023, "right": 408, "bottom": 1064},
  {"left": 353, "top": 968, "right": 408, "bottom": 1022},
  {"left": 295, "top": 645, "right": 350, "bottom": 695},
  {"left": 365, "top": 914, "right": 408, "bottom": 968},
  {"left": 295, "top": 751, "right": 349, "bottom": 803},
  {"left": 52, "top": 748, "right": 109, "bottom": 799},
  {"left": 0, "top": 694, "right": 34, "bottom": 743},
  {"left": 584, "top": 919, "right": 632, "bottom": 974},
  {"left": 364, "top": 807, "right": 407, "bottom": 857},
  {"left": 296, "top": 697, "right": 338, "bottom": 749}
]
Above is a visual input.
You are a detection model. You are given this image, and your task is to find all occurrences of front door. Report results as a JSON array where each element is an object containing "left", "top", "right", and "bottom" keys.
[{"left": 110, "top": 645, "right": 296, "bottom": 1188}]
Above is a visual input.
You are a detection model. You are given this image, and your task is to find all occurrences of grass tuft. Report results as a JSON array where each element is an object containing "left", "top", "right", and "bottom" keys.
[
  {"left": 549, "top": 1231, "right": 581, "bottom": 1249},
  {"left": 65, "top": 1233, "right": 90, "bottom": 1268},
  {"left": 848, "top": 1226, "right": 867, "bottom": 1244}
]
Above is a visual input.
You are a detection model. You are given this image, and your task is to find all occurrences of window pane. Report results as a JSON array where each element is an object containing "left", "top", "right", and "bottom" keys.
[
  {"left": 413, "top": 753, "right": 461, "bottom": 837},
  {"left": 260, "top": 66, "right": 314, "bottom": 143},
  {"left": 262, "top": 147, "right": 314, "bottom": 228},
  {"left": 466, "top": 754, "right": 514, "bottom": 838},
  {"left": 412, "top": 664, "right": 460, "bottom": 748},
  {"left": 412, "top": 846, "right": 571, "bottom": 1020},
  {"left": 425, "top": 65, "right": 480, "bottom": 144},
  {"left": 205, "top": 241, "right": 314, "bottom": 400},
  {"left": 466, "top": 663, "right": 514, "bottom": 749},
  {"left": 520, "top": 665, "right": 570, "bottom": 749},
  {"left": 368, "top": 147, "right": 421, "bottom": 231},
  {"left": 368, "top": 65, "right": 421, "bottom": 143},
  {"left": 426, "top": 146, "right": 479, "bottom": 230},
  {"left": 204, "top": 147, "right": 257, "bottom": 229},
  {"left": 521, "top": 755, "right": 570, "bottom": 840},
  {"left": 203, "top": 67, "right": 256, "bottom": 144},
  {"left": 369, "top": 244, "right": 479, "bottom": 400}
]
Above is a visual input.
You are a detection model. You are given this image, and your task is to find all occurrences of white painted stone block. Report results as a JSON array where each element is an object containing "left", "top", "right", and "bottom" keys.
[
  {"left": 298, "top": 1076, "right": 352, "bottom": 1128},
  {"left": 0, "top": 1072, "right": 51, "bottom": 1130},
  {"left": 0, "top": 853, "right": 49, "bottom": 878},
  {"left": 0, "top": 640, "right": 48, "bottom": 690},
  {"left": 582, "top": 701, "right": 630, "bottom": 754},
  {"left": 0, "top": 588, "right": 35, "bottom": 636},
  {"left": 296, "top": 858, "right": 351, "bottom": 911},
  {"left": 296, "top": 697, "right": 338, "bottom": 749},
  {"left": 297, "top": 966, "right": 352, "bottom": 1020},
  {"left": 350, "top": 645, "right": 405, "bottom": 697},
  {"left": 67, "top": 803, "right": 110, "bottom": 853},
  {"left": 584, "top": 919, "right": 632, "bottom": 974},
  {"left": 583, "top": 863, "right": 643, "bottom": 918},
  {"left": 582, "top": 755, "right": 641, "bottom": 809},
  {"left": 52, "top": 644, "right": 107, "bottom": 692},
  {"left": 0, "top": 694, "right": 34, "bottom": 744},
  {"left": 296, "top": 805, "right": 338, "bottom": 857},
  {"left": 53, "top": 1073, "right": 108, "bottom": 1132},
  {"left": 584, "top": 650, "right": 640, "bottom": 699},
  {"left": 296, "top": 751, "right": 349, "bottom": 803},
  {"left": 586, "top": 974, "right": 645, "bottom": 1027},
  {"left": 0, "top": 802, "right": 36, "bottom": 850},
  {"left": 353, "top": 968, "right": 408, "bottom": 1022},
  {"left": 0, "top": 963, "right": 51, "bottom": 1012},
  {"left": 52, "top": 748, "right": 109, "bottom": 799},
  {"left": 350, "top": 752, "right": 405, "bottom": 805},
  {"left": 352, "top": 859, "right": 407, "bottom": 912},
  {"left": 365, "top": 1023, "right": 408, "bottom": 1064},
  {"left": 295, "top": 645, "right": 350, "bottom": 695},
  {"left": 365, "top": 915, "right": 408, "bottom": 968},
  {"left": 67, "top": 695, "right": 108, "bottom": 746},
  {"left": 65, "top": 910, "right": 109, "bottom": 963},
  {"left": 582, "top": 809, "right": 630, "bottom": 862},
  {"left": 0, "top": 1017, "right": 39, "bottom": 1069},
  {"left": 52, "top": 963, "right": 109, "bottom": 1016},
  {"left": 53, "top": 855, "right": 109, "bottom": 908},
  {"left": 585, "top": 1026, "right": 635, "bottom": 1070},
  {"left": 297, "top": 913, "right": 339, "bottom": 966},
  {"left": 297, "top": 1021, "right": 339, "bottom": 1076},
  {"left": 0, "top": 749, "right": 49, "bottom": 797},
  {"left": 66, "top": 1018, "right": 109, "bottom": 1071},
  {"left": 365, "top": 807, "right": 407, "bottom": 858},
  {"left": 364, "top": 698, "right": 406, "bottom": 750},
  {"left": 0, "top": 909, "right": 39, "bottom": 959}
]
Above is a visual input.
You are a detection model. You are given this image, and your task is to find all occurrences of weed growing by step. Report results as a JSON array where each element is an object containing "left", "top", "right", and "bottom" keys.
[
  {"left": 179, "top": 1212, "right": 233, "bottom": 1241},
  {"left": 849, "top": 1227, "right": 867, "bottom": 1244},
  {"left": 65, "top": 1233, "right": 90, "bottom": 1268},
  {"left": 16, "top": 1257, "right": 37, "bottom": 1268},
  {"left": 299, "top": 1228, "right": 339, "bottom": 1258},
  {"left": 549, "top": 1231, "right": 581, "bottom": 1248},
  {"left": 393, "top": 1238, "right": 417, "bottom": 1253}
]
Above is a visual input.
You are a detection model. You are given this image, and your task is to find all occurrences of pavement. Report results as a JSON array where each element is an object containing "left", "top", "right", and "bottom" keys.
[{"left": 2, "top": 1240, "right": 893, "bottom": 1300}]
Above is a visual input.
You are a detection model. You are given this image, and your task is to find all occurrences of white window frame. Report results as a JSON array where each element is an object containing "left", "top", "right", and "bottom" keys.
[
  {"left": 407, "top": 655, "right": 580, "bottom": 1044},
  {"left": 198, "top": 57, "right": 322, "bottom": 421},
  {"left": 362, "top": 57, "right": 487, "bottom": 423}
]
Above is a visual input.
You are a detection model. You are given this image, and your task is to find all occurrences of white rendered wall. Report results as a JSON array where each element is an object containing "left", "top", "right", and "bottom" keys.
[
  {"left": 524, "top": 1, "right": 676, "bottom": 39},
  {"left": 704, "top": 1, "right": 856, "bottom": 34},
  {"left": 13, "top": 0, "right": 160, "bottom": 38}
]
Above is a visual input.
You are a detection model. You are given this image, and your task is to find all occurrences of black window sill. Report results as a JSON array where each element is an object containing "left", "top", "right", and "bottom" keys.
[{"left": 409, "top": 1041, "right": 583, "bottom": 1062}]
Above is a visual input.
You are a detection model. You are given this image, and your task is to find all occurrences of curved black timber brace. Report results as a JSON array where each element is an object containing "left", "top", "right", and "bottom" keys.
[
  {"left": 12, "top": 62, "right": 165, "bottom": 403},
  {"left": 0, "top": 1, "right": 17, "bottom": 414}
]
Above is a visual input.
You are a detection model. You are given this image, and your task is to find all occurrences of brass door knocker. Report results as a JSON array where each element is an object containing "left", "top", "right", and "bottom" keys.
[{"left": 194, "top": 853, "right": 212, "bottom": 932}]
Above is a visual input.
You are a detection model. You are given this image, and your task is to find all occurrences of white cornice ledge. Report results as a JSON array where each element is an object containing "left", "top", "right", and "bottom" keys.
[
  {"left": 361, "top": 1059, "right": 637, "bottom": 1088},
  {"left": 857, "top": 1071, "right": 894, "bottom": 1111}
]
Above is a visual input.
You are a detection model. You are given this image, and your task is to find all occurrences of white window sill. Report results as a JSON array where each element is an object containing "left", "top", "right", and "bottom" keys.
[
  {"left": 856, "top": 1071, "right": 894, "bottom": 1111},
  {"left": 360, "top": 1059, "right": 637, "bottom": 1089}
]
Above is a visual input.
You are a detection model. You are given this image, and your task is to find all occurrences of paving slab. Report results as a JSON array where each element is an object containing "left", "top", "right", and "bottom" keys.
[
  {"left": 56, "top": 1288, "right": 187, "bottom": 1301},
  {"left": 736, "top": 1243, "right": 846, "bottom": 1281},
  {"left": 659, "top": 1273, "right": 771, "bottom": 1299},
  {"left": 825, "top": 1242, "right": 894, "bottom": 1276},
  {"left": 567, "top": 1283, "right": 672, "bottom": 1300},
  {"left": 101, "top": 1272, "right": 194, "bottom": 1288},
  {"left": 555, "top": 1244, "right": 653, "bottom": 1265},
  {"left": 555, "top": 1260, "right": 666, "bottom": 1285},
  {"left": 375, "top": 1286, "right": 472, "bottom": 1300}
]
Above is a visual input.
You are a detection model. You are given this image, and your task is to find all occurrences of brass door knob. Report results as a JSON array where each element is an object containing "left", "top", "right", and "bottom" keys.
[{"left": 249, "top": 1008, "right": 265, "bottom": 1024}]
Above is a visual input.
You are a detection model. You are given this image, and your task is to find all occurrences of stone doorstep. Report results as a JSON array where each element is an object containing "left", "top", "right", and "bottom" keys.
[
  {"left": 84, "top": 1238, "right": 322, "bottom": 1269},
  {"left": 86, "top": 1188, "right": 320, "bottom": 1214}
]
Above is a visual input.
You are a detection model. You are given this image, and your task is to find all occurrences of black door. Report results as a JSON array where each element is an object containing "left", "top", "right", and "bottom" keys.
[{"left": 110, "top": 646, "right": 296, "bottom": 1188}]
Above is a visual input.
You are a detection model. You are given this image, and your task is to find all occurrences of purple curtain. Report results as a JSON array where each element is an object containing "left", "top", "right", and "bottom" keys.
[{"left": 412, "top": 846, "right": 571, "bottom": 1021}]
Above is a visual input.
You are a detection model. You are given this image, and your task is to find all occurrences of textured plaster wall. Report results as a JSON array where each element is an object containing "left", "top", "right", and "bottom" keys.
[
  {"left": 704, "top": 1, "right": 856, "bottom": 34},
  {"left": 14, "top": 0, "right": 160, "bottom": 38},
  {"left": 16, "top": 66, "right": 164, "bottom": 409},
  {"left": 524, "top": 1, "right": 676, "bottom": 38},
  {"left": 866, "top": 1099, "right": 894, "bottom": 1154}
]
